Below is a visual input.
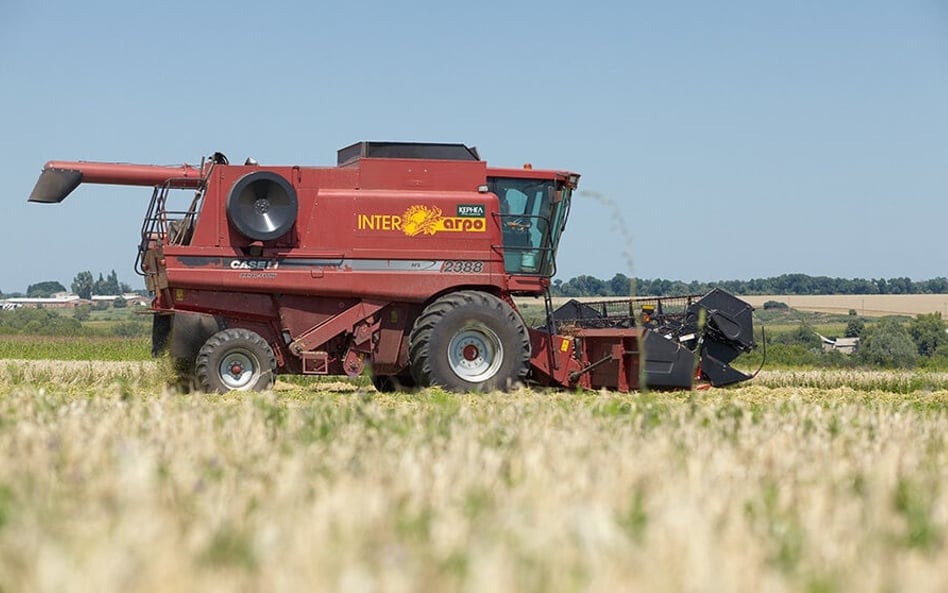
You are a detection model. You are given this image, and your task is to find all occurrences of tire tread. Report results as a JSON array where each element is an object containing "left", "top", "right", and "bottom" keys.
[
  {"left": 194, "top": 328, "right": 277, "bottom": 393},
  {"left": 409, "top": 291, "right": 529, "bottom": 392}
]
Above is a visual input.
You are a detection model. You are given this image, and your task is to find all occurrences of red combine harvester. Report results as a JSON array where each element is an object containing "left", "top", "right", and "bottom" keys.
[{"left": 29, "top": 142, "right": 758, "bottom": 393}]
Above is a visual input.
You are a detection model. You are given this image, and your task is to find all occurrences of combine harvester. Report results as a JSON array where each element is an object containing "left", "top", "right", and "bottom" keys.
[{"left": 29, "top": 142, "right": 758, "bottom": 393}]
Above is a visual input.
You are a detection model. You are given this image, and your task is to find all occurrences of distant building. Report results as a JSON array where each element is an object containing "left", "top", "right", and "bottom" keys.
[
  {"left": 91, "top": 293, "right": 151, "bottom": 307},
  {"left": 818, "top": 334, "right": 860, "bottom": 354},
  {"left": 0, "top": 292, "right": 150, "bottom": 310},
  {"left": 0, "top": 292, "right": 82, "bottom": 309}
]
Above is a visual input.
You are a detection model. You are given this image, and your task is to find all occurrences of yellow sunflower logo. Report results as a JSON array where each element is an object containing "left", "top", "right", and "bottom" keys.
[{"left": 401, "top": 205, "right": 443, "bottom": 236}]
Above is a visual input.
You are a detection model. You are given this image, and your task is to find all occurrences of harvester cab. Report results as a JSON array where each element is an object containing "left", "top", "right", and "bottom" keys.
[
  {"left": 28, "top": 141, "right": 758, "bottom": 393},
  {"left": 490, "top": 175, "right": 572, "bottom": 276}
]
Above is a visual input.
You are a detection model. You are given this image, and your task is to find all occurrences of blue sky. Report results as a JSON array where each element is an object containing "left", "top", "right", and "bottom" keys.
[{"left": 1, "top": 1, "right": 946, "bottom": 293}]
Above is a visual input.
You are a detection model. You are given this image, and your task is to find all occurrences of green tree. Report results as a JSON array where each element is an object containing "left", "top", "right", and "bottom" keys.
[
  {"left": 609, "top": 273, "right": 632, "bottom": 296},
  {"left": 922, "top": 277, "right": 948, "bottom": 293},
  {"left": 559, "top": 275, "right": 607, "bottom": 297},
  {"left": 113, "top": 296, "right": 128, "bottom": 308},
  {"left": 889, "top": 277, "right": 913, "bottom": 295},
  {"left": 90, "top": 270, "right": 122, "bottom": 295},
  {"left": 845, "top": 317, "right": 866, "bottom": 339},
  {"left": 93, "top": 272, "right": 106, "bottom": 295},
  {"left": 26, "top": 281, "right": 67, "bottom": 298},
  {"left": 909, "top": 312, "right": 946, "bottom": 357},
  {"left": 74, "top": 304, "right": 91, "bottom": 321},
  {"left": 71, "top": 271, "right": 94, "bottom": 299},
  {"left": 106, "top": 270, "right": 121, "bottom": 294},
  {"left": 0, "top": 308, "right": 81, "bottom": 335},
  {"left": 851, "top": 278, "right": 878, "bottom": 294},
  {"left": 857, "top": 317, "right": 918, "bottom": 368},
  {"left": 772, "top": 322, "right": 822, "bottom": 351}
]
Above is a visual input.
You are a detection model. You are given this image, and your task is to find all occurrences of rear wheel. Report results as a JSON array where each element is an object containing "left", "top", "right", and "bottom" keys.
[
  {"left": 409, "top": 291, "right": 530, "bottom": 392},
  {"left": 195, "top": 328, "right": 276, "bottom": 393}
]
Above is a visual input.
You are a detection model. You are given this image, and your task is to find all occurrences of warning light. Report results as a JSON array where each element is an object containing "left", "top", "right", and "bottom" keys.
[{"left": 523, "top": 163, "right": 533, "bottom": 170}]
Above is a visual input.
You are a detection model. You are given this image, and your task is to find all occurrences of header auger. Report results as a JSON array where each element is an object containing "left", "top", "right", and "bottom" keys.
[{"left": 29, "top": 141, "right": 758, "bottom": 393}]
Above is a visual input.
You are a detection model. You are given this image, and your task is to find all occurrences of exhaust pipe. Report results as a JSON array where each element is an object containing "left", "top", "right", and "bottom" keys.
[{"left": 28, "top": 160, "right": 206, "bottom": 204}]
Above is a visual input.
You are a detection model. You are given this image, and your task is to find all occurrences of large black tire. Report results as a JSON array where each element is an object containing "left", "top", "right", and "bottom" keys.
[
  {"left": 409, "top": 291, "right": 530, "bottom": 392},
  {"left": 195, "top": 329, "right": 277, "bottom": 394}
]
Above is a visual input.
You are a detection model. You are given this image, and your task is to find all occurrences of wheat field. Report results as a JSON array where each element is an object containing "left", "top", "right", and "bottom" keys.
[
  {"left": 0, "top": 360, "right": 946, "bottom": 593},
  {"left": 541, "top": 294, "right": 948, "bottom": 318},
  {"left": 737, "top": 294, "right": 948, "bottom": 317}
]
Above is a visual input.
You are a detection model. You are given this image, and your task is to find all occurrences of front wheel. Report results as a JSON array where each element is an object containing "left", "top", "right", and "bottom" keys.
[
  {"left": 195, "top": 328, "right": 277, "bottom": 393},
  {"left": 409, "top": 291, "right": 530, "bottom": 392}
]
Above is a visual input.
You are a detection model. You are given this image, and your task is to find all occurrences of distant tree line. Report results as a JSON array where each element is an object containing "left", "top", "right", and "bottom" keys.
[
  {"left": 0, "top": 306, "right": 148, "bottom": 337},
  {"left": 6, "top": 271, "right": 948, "bottom": 300},
  {"left": 70, "top": 270, "right": 133, "bottom": 299},
  {"left": 0, "top": 307, "right": 83, "bottom": 336},
  {"left": 1, "top": 270, "right": 135, "bottom": 299},
  {"left": 552, "top": 273, "right": 948, "bottom": 298}
]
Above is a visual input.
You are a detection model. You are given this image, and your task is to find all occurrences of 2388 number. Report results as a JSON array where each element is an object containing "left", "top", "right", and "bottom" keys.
[{"left": 441, "top": 260, "right": 484, "bottom": 274}]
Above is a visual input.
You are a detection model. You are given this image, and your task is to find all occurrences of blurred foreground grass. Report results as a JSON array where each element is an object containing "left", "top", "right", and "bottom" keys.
[{"left": 0, "top": 362, "right": 946, "bottom": 593}]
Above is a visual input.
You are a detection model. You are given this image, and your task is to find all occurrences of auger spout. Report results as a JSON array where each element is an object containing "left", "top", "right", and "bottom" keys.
[{"left": 28, "top": 160, "right": 206, "bottom": 204}]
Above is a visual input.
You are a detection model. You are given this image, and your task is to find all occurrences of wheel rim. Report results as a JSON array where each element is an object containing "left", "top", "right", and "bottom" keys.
[
  {"left": 218, "top": 350, "right": 258, "bottom": 390},
  {"left": 447, "top": 323, "right": 504, "bottom": 383}
]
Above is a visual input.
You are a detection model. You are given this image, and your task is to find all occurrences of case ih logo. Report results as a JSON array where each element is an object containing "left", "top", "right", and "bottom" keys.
[
  {"left": 358, "top": 205, "right": 486, "bottom": 237},
  {"left": 230, "top": 259, "right": 280, "bottom": 270}
]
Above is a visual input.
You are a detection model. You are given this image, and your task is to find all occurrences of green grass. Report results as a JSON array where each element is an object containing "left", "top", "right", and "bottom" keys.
[{"left": 0, "top": 335, "right": 151, "bottom": 361}]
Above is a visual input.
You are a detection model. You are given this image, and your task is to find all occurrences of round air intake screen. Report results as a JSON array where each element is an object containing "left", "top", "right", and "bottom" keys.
[{"left": 225, "top": 171, "right": 298, "bottom": 241}]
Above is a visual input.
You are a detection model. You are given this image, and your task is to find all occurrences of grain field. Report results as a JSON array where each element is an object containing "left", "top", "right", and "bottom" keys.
[{"left": 0, "top": 363, "right": 945, "bottom": 593}]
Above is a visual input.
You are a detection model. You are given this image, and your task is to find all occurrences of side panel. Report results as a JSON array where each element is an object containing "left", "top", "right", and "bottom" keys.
[
  {"left": 159, "top": 254, "right": 506, "bottom": 303},
  {"left": 161, "top": 291, "right": 423, "bottom": 377},
  {"left": 161, "top": 187, "right": 511, "bottom": 302}
]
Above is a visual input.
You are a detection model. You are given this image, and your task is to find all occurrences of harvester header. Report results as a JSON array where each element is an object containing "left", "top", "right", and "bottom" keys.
[{"left": 28, "top": 140, "right": 758, "bottom": 393}]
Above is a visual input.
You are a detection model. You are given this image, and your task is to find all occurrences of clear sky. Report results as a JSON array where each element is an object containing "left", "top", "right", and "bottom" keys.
[{"left": 1, "top": 1, "right": 946, "bottom": 293}]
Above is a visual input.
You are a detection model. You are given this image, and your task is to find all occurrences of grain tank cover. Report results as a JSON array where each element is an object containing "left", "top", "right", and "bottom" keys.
[{"left": 337, "top": 141, "right": 481, "bottom": 166}]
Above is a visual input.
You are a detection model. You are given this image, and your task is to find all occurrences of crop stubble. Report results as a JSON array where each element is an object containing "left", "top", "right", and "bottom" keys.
[{"left": 0, "top": 364, "right": 945, "bottom": 593}]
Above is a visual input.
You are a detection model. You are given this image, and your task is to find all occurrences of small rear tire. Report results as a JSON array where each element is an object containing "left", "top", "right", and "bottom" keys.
[{"left": 195, "top": 328, "right": 276, "bottom": 394}]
